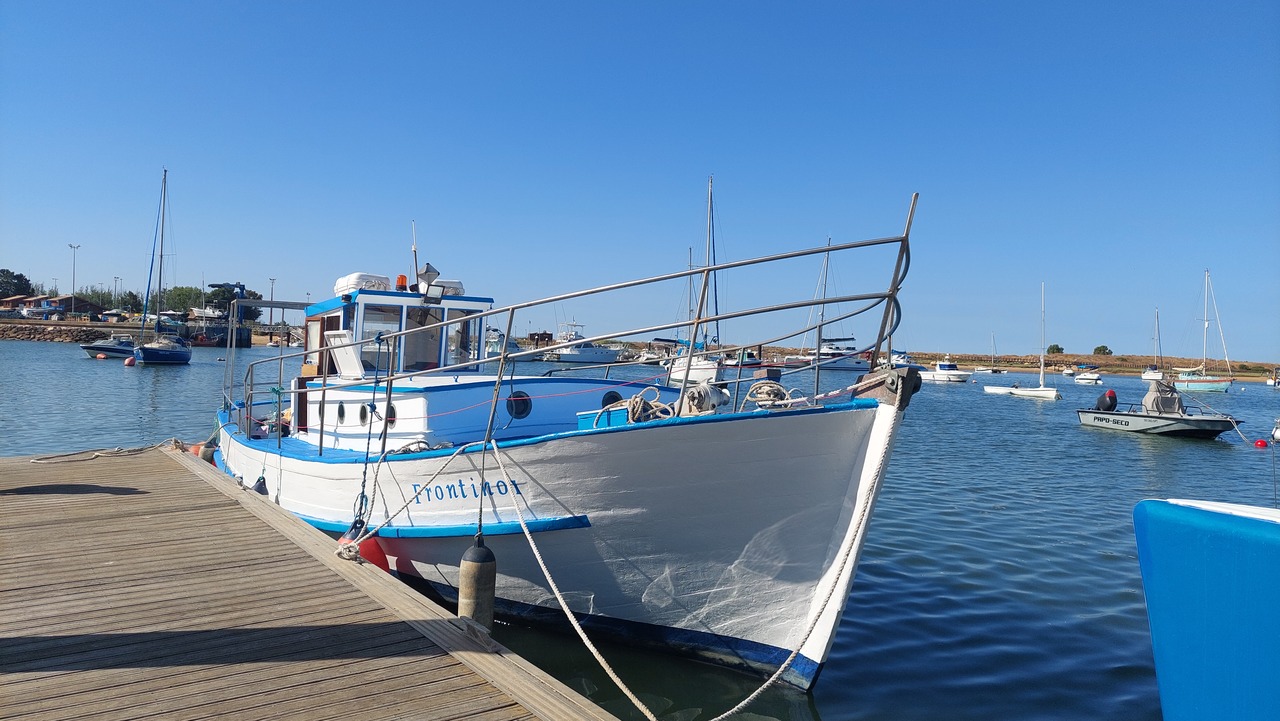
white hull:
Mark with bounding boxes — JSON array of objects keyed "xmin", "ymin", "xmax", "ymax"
[
  {"xmin": 217, "ymin": 387, "xmax": 910, "ymax": 688},
  {"xmin": 919, "ymin": 371, "xmax": 970, "ymax": 382},
  {"xmin": 1075, "ymin": 409, "xmax": 1234, "ymax": 438},
  {"xmin": 984, "ymin": 384, "xmax": 1061, "ymax": 400},
  {"xmin": 1141, "ymin": 369, "xmax": 1165, "ymax": 381},
  {"xmin": 664, "ymin": 355, "xmax": 722, "ymax": 384}
]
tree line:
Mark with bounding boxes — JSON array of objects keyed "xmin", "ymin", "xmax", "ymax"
[{"xmin": 0, "ymin": 269, "xmax": 263, "ymax": 322}]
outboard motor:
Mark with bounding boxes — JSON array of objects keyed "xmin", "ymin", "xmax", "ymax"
[{"xmin": 1094, "ymin": 389, "xmax": 1117, "ymax": 412}]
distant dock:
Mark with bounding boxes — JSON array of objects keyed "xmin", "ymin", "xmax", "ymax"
[{"xmin": 0, "ymin": 445, "xmax": 615, "ymax": 721}]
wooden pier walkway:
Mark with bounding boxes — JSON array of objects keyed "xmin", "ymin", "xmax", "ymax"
[{"xmin": 0, "ymin": 445, "xmax": 617, "ymax": 721}]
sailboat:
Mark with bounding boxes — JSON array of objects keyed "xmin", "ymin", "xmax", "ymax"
[
  {"xmin": 973, "ymin": 332, "xmax": 1006, "ymax": 373},
  {"xmin": 1141, "ymin": 308, "xmax": 1165, "ymax": 381},
  {"xmin": 665, "ymin": 177, "xmax": 723, "ymax": 386},
  {"xmin": 983, "ymin": 282, "xmax": 1060, "ymax": 399},
  {"xmin": 133, "ymin": 169, "xmax": 192, "ymax": 365},
  {"xmin": 1172, "ymin": 270, "xmax": 1232, "ymax": 393}
]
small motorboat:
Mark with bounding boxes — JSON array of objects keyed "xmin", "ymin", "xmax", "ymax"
[
  {"xmin": 1075, "ymin": 381, "xmax": 1237, "ymax": 439},
  {"xmin": 919, "ymin": 354, "xmax": 972, "ymax": 383},
  {"xmin": 79, "ymin": 333, "xmax": 136, "ymax": 359}
]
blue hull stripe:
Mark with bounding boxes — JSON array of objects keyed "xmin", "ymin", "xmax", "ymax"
[{"xmin": 301, "ymin": 513, "xmax": 590, "ymax": 538}]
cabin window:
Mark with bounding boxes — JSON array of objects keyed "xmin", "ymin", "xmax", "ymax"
[
  {"xmin": 359, "ymin": 403, "xmax": 369, "ymax": 426},
  {"xmin": 404, "ymin": 306, "xmax": 445, "ymax": 371},
  {"xmin": 506, "ymin": 391, "xmax": 532, "ymax": 420},
  {"xmin": 360, "ymin": 305, "xmax": 403, "ymax": 373},
  {"xmin": 445, "ymin": 310, "xmax": 483, "ymax": 368},
  {"xmin": 337, "ymin": 402, "xmax": 346, "ymax": 424},
  {"xmin": 387, "ymin": 403, "xmax": 397, "ymax": 428}
]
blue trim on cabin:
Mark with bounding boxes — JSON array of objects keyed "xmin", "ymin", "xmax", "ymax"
[{"xmin": 299, "ymin": 514, "xmax": 591, "ymax": 538}]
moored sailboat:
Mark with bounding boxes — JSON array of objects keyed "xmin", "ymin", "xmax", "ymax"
[
  {"xmin": 133, "ymin": 169, "xmax": 191, "ymax": 366},
  {"xmin": 1141, "ymin": 308, "xmax": 1165, "ymax": 381},
  {"xmin": 1173, "ymin": 270, "xmax": 1232, "ymax": 393},
  {"xmin": 984, "ymin": 282, "xmax": 1060, "ymax": 400}
]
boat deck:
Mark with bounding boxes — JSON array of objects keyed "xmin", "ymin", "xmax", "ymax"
[{"xmin": 0, "ymin": 445, "xmax": 616, "ymax": 721}]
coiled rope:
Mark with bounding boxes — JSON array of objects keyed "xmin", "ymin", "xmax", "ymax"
[{"xmin": 591, "ymin": 386, "xmax": 674, "ymax": 428}]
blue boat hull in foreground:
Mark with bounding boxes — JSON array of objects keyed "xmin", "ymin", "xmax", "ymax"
[{"xmin": 1134, "ymin": 499, "xmax": 1280, "ymax": 721}]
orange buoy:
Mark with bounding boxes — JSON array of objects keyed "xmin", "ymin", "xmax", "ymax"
[
  {"xmin": 190, "ymin": 442, "xmax": 204, "ymax": 457},
  {"xmin": 123, "ymin": 356, "xmax": 136, "ymax": 366},
  {"xmin": 96, "ymin": 353, "xmax": 107, "ymax": 360}
]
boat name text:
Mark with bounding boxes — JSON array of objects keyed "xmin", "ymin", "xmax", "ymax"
[{"xmin": 411, "ymin": 478, "xmax": 523, "ymax": 503}]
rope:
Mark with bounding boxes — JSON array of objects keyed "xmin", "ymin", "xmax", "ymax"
[
  {"xmin": 335, "ymin": 441, "xmax": 485, "ymax": 560},
  {"xmin": 483, "ymin": 434, "xmax": 892, "ymax": 721},
  {"xmin": 591, "ymin": 386, "xmax": 674, "ymax": 428},
  {"xmin": 29, "ymin": 439, "xmax": 182, "ymax": 463},
  {"xmin": 482, "ymin": 443, "xmax": 660, "ymax": 721}
]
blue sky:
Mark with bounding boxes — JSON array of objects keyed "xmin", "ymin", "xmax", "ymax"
[{"xmin": 2, "ymin": 2, "xmax": 1277, "ymax": 363}]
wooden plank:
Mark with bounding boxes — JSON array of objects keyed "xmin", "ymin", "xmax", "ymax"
[{"xmin": 0, "ymin": 447, "xmax": 617, "ymax": 721}]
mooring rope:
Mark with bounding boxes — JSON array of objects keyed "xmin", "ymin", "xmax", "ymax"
[
  {"xmin": 484, "ymin": 431, "xmax": 892, "ymax": 721},
  {"xmin": 482, "ymin": 442, "xmax": 660, "ymax": 721},
  {"xmin": 28, "ymin": 439, "xmax": 181, "ymax": 464}
]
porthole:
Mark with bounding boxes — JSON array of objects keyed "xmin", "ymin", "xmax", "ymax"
[
  {"xmin": 506, "ymin": 391, "xmax": 532, "ymax": 420},
  {"xmin": 359, "ymin": 404, "xmax": 369, "ymax": 425},
  {"xmin": 387, "ymin": 403, "xmax": 397, "ymax": 428},
  {"xmin": 336, "ymin": 402, "xmax": 346, "ymax": 424},
  {"xmin": 602, "ymin": 391, "xmax": 623, "ymax": 407}
]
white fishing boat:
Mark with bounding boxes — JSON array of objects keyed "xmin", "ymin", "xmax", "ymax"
[
  {"xmin": 984, "ymin": 282, "xmax": 1060, "ymax": 400},
  {"xmin": 1134, "ymin": 499, "xmax": 1280, "ymax": 721},
  {"xmin": 1074, "ymin": 371, "xmax": 1102, "ymax": 385},
  {"xmin": 919, "ymin": 354, "xmax": 971, "ymax": 383},
  {"xmin": 1075, "ymin": 381, "xmax": 1237, "ymax": 439},
  {"xmin": 783, "ymin": 339, "xmax": 871, "ymax": 372},
  {"xmin": 212, "ymin": 193, "xmax": 921, "ymax": 693},
  {"xmin": 539, "ymin": 321, "xmax": 621, "ymax": 364},
  {"xmin": 1141, "ymin": 308, "xmax": 1166, "ymax": 381},
  {"xmin": 1173, "ymin": 270, "xmax": 1233, "ymax": 393}
]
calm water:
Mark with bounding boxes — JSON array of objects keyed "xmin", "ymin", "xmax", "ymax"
[{"xmin": 5, "ymin": 338, "xmax": 1279, "ymax": 720}]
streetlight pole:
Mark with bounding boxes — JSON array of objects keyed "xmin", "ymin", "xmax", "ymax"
[
  {"xmin": 68, "ymin": 244, "xmax": 80, "ymax": 315},
  {"xmin": 268, "ymin": 277, "xmax": 276, "ymax": 341},
  {"xmin": 113, "ymin": 276, "xmax": 121, "ymax": 309}
]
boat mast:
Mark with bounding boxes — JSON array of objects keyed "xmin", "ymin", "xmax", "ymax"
[
  {"xmin": 1153, "ymin": 307, "xmax": 1162, "ymax": 368},
  {"xmin": 155, "ymin": 169, "xmax": 168, "ymax": 335},
  {"xmin": 1038, "ymin": 282, "xmax": 1046, "ymax": 388},
  {"xmin": 1205, "ymin": 270, "xmax": 1233, "ymax": 377},
  {"xmin": 1200, "ymin": 269, "xmax": 1209, "ymax": 372}
]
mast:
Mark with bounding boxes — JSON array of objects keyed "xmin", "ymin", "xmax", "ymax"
[
  {"xmin": 1038, "ymin": 282, "xmax": 1046, "ymax": 388},
  {"xmin": 1153, "ymin": 307, "xmax": 1162, "ymax": 368},
  {"xmin": 1201, "ymin": 269, "xmax": 1209, "ymax": 371},
  {"xmin": 155, "ymin": 168, "xmax": 167, "ymax": 335}
]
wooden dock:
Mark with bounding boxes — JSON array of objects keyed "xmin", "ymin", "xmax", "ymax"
[{"xmin": 0, "ymin": 445, "xmax": 617, "ymax": 721}]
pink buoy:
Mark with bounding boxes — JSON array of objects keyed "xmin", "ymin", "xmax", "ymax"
[
  {"xmin": 123, "ymin": 356, "xmax": 136, "ymax": 367},
  {"xmin": 96, "ymin": 353, "xmax": 107, "ymax": 360}
]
